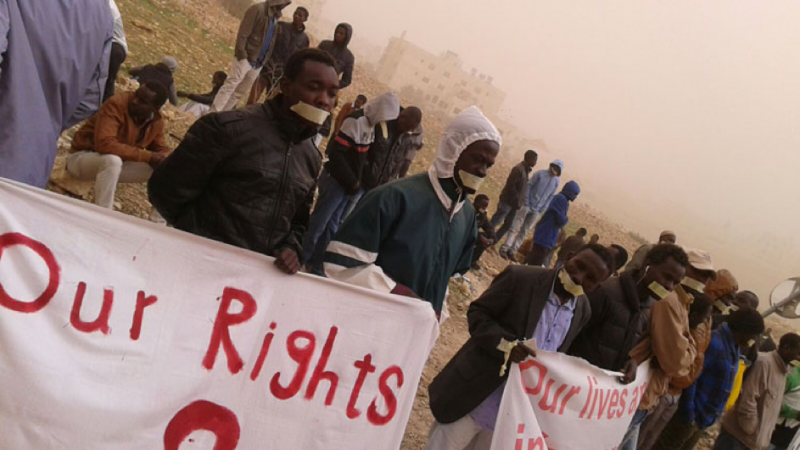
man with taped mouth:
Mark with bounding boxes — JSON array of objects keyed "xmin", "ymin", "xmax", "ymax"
[
  {"xmin": 423, "ymin": 244, "xmax": 614, "ymax": 449},
  {"xmin": 148, "ymin": 49, "xmax": 339, "ymax": 275},
  {"xmin": 323, "ymin": 107, "xmax": 500, "ymax": 316}
]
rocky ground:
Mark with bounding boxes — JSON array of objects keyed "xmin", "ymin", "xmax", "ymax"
[{"xmin": 48, "ymin": 1, "xmax": 795, "ymax": 449}]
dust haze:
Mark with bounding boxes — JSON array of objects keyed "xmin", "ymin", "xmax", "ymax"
[{"xmin": 321, "ymin": 0, "xmax": 800, "ymax": 303}]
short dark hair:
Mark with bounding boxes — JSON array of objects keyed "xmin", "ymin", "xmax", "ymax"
[
  {"xmin": 728, "ymin": 308, "xmax": 766, "ymax": 335},
  {"xmin": 213, "ymin": 71, "xmax": 228, "ymax": 81},
  {"xmin": 737, "ymin": 290, "xmax": 760, "ymax": 309},
  {"xmin": 283, "ymin": 48, "xmax": 337, "ymax": 81},
  {"xmin": 644, "ymin": 243, "xmax": 689, "ymax": 268},
  {"xmin": 356, "ymin": 94, "xmax": 368, "ymax": 103},
  {"xmin": 780, "ymin": 333, "xmax": 800, "ymax": 349},
  {"xmin": 576, "ymin": 228, "xmax": 587, "ymax": 236},
  {"xmin": 403, "ymin": 106, "xmax": 422, "ymax": 122},
  {"xmin": 577, "ymin": 244, "xmax": 615, "ymax": 276},
  {"xmin": 474, "ymin": 194, "xmax": 489, "ymax": 204},
  {"xmin": 296, "ymin": 6, "xmax": 309, "ymax": 17},
  {"xmin": 141, "ymin": 81, "xmax": 169, "ymax": 107},
  {"xmin": 524, "ymin": 150, "xmax": 538, "ymax": 159},
  {"xmin": 610, "ymin": 244, "xmax": 629, "ymax": 271}
]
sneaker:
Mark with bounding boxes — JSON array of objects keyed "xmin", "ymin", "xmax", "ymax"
[{"xmin": 506, "ymin": 251, "xmax": 518, "ymax": 263}]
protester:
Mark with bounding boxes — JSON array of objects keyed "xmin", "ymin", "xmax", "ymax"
[
  {"xmin": 332, "ymin": 94, "xmax": 367, "ymax": 136},
  {"xmin": 568, "ymin": 243, "xmax": 689, "ymax": 371},
  {"xmin": 524, "ymin": 181, "xmax": 581, "ymax": 266},
  {"xmin": 425, "ymin": 245, "xmax": 615, "ymax": 449},
  {"xmin": 490, "ymin": 150, "xmax": 537, "ymax": 242},
  {"xmin": 471, "ymin": 194, "xmax": 497, "ymax": 270},
  {"xmin": 67, "ymin": 82, "xmax": 170, "ymax": 210},
  {"xmin": 590, "ymin": 234, "xmax": 600, "ymax": 244},
  {"xmin": 149, "ymin": 49, "xmax": 339, "ymax": 274},
  {"xmin": 627, "ymin": 230, "xmax": 678, "ymax": 272},
  {"xmin": 177, "ymin": 71, "xmax": 228, "ymax": 117},
  {"xmin": 210, "ymin": 0, "xmax": 291, "ymax": 112},
  {"xmin": 0, "ymin": 0, "xmax": 113, "ymax": 188},
  {"xmin": 361, "ymin": 106, "xmax": 423, "ymax": 190},
  {"xmin": 104, "ymin": 0, "xmax": 128, "ymax": 102},
  {"xmin": 609, "ymin": 244, "xmax": 629, "ymax": 275},
  {"xmin": 651, "ymin": 309, "xmax": 766, "ymax": 450},
  {"xmin": 706, "ymin": 268, "xmax": 740, "ymax": 328},
  {"xmin": 770, "ymin": 366, "xmax": 800, "ymax": 450},
  {"xmin": 246, "ymin": 6, "xmax": 310, "ymax": 105},
  {"xmin": 397, "ymin": 122, "xmax": 425, "ymax": 179},
  {"xmin": 637, "ymin": 291, "xmax": 715, "ymax": 450},
  {"xmin": 713, "ymin": 333, "xmax": 800, "ymax": 450},
  {"xmin": 301, "ymin": 93, "xmax": 401, "ymax": 276},
  {"xmin": 500, "ymin": 159, "xmax": 563, "ymax": 261},
  {"xmin": 621, "ymin": 248, "xmax": 717, "ymax": 450},
  {"xmin": 318, "ymin": 23, "xmax": 355, "ymax": 90},
  {"xmin": 129, "ymin": 56, "xmax": 179, "ymax": 106},
  {"xmin": 324, "ymin": 106, "xmax": 501, "ymax": 315},
  {"xmin": 554, "ymin": 228, "xmax": 587, "ymax": 267}
]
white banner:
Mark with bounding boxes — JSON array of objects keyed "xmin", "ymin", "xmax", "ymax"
[
  {"xmin": 0, "ymin": 179, "xmax": 439, "ymax": 449},
  {"xmin": 491, "ymin": 351, "xmax": 650, "ymax": 450}
]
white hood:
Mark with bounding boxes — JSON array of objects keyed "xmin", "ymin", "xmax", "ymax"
[
  {"xmin": 339, "ymin": 92, "xmax": 400, "ymax": 146},
  {"xmin": 431, "ymin": 106, "xmax": 502, "ymax": 178}
]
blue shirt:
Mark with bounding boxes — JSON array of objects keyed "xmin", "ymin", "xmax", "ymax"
[
  {"xmin": 470, "ymin": 282, "xmax": 577, "ymax": 430},
  {"xmin": 526, "ymin": 170, "xmax": 560, "ymax": 213}
]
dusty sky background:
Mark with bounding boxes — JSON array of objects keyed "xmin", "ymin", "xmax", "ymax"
[{"xmin": 321, "ymin": 0, "xmax": 800, "ymax": 303}]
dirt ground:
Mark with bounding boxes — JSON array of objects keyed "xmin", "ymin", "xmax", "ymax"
[{"xmin": 47, "ymin": 1, "xmax": 796, "ymax": 449}]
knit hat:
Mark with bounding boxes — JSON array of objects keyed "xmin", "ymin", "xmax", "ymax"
[
  {"xmin": 728, "ymin": 308, "xmax": 766, "ymax": 335},
  {"xmin": 161, "ymin": 56, "xmax": 178, "ymax": 73}
]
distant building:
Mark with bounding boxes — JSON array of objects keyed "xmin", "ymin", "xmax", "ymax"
[{"xmin": 376, "ymin": 33, "xmax": 506, "ymax": 121}]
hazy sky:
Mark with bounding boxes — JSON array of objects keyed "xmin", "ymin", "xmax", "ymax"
[{"xmin": 321, "ymin": 0, "xmax": 800, "ymax": 302}]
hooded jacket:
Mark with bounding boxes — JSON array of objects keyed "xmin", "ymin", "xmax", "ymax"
[
  {"xmin": 525, "ymin": 159, "xmax": 563, "ymax": 213},
  {"xmin": 532, "ymin": 181, "xmax": 580, "ymax": 248},
  {"xmin": 325, "ymin": 93, "xmax": 400, "ymax": 191},
  {"xmin": 148, "ymin": 95, "xmax": 320, "ymax": 257},
  {"xmin": 568, "ymin": 271, "xmax": 654, "ymax": 371},
  {"xmin": 324, "ymin": 106, "xmax": 501, "ymax": 313},
  {"xmin": 235, "ymin": 0, "xmax": 290, "ymax": 65},
  {"xmin": 318, "ymin": 23, "xmax": 354, "ymax": 88}
]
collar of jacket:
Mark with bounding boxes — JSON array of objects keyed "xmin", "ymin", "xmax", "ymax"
[
  {"xmin": 772, "ymin": 350, "xmax": 790, "ymax": 375},
  {"xmin": 265, "ymin": 95, "xmax": 320, "ymax": 144},
  {"xmin": 618, "ymin": 271, "xmax": 645, "ymax": 312},
  {"xmin": 427, "ymin": 167, "xmax": 465, "ymax": 220}
]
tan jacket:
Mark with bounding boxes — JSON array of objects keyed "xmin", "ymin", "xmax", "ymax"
[
  {"xmin": 234, "ymin": 1, "xmax": 290, "ymax": 64},
  {"xmin": 629, "ymin": 285, "xmax": 697, "ymax": 410},
  {"xmin": 670, "ymin": 317, "xmax": 712, "ymax": 393},
  {"xmin": 721, "ymin": 351, "xmax": 788, "ymax": 450},
  {"xmin": 71, "ymin": 91, "xmax": 169, "ymax": 163}
]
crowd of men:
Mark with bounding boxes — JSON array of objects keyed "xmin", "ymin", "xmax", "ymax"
[{"xmin": 1, "ymin": 1, "xmax": 798, "ymax": 450}]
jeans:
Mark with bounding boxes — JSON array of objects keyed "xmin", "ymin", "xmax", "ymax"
[
  {"xmin": 711, "ymin": 429, "xmax": 750, "ymax": 450},
  {"xmin": 620, "ymin": 409, "xmax": 649, "ymax": 450},
  {"xmin": 638, "ymin": 393, "xmax": 681, "ymax": 450},
  {"xmin": 103, "ymin": 42, "xmax": 126, "ymax": 102},
  {"xmin": 210, "ymin": 59, "xmax": 262, "ymax": 112},
  {"xmin": 66, "ymin": 151, "xmax": 152, "ymax": 209},
  {"xmin": 301, "ymin": 170, "xmax": 363, "ymax": 275},
  {"xmin": 489, "ymin": 201, "xmax": 517, "ymax": 242},
  {"xmin": 500, "ymin": 207, "xmax": 540, "ymax": 253}
]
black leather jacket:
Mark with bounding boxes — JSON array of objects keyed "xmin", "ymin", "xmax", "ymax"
[{"xmin": 149, "ymin": 97, "xmax": 321, "ymax": 256}]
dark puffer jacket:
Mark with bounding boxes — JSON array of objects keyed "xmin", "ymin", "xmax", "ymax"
[
  {"xmin": 567, "ymin": 271, "xmax": 654, "ymax": 371},
  {"xmin": 148, "ymin": 96, "xmax": 321, "ymax": 256}
]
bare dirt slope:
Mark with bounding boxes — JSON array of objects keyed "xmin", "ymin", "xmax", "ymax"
[{"xmin": 47, "ymin": 2, "xmax": 794, "ymax": 449}]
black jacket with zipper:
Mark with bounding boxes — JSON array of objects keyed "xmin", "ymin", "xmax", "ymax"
[{"xmin": 148, "ymin": 96, "xmax": 321, "ymax": 256}]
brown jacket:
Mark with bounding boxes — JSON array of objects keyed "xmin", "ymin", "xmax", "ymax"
[
  {"xmin": 721, "ymin": 351, "xmax": 788, "ymax": 450},
  {"xmin": 629, "ymin": 285, "xmax": 697, "ymax": 410},
  {"xmin": 71, "ymin": 91, "xmax": 169, "ymax": 163},
  {"xmin": 669, "ymin": 317, "xmax": 712, "ymax": 393},
  {"xmin": 234, "ymin": 1, "xmax": 290, "ymax": 64}
]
